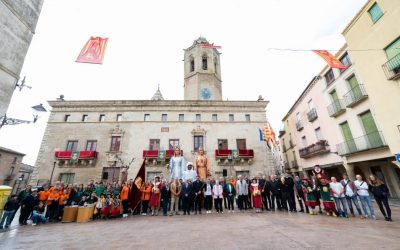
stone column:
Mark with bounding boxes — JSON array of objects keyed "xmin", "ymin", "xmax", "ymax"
[{"xmin": 344, "ymin": 163, "xmax": 355, "ymax": 180}]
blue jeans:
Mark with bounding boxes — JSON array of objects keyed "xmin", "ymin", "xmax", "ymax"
[
  {"xmin": 0, "ymin": 210, "xmax": 15, "ymax": 228},
  {"xmin": 345, "ymin": 195, "xmax": 362, "ymax": 215},
  {"xmin": 31, "ymin": 211, "xmax": 47, "ymax": 224},
  {"xmin": 333, "ymin": 197, "xmax": 348, "ymax": 217},
  {"xmin": 358, "ymin": 195, "xmax": 375, "ymax": 217}
]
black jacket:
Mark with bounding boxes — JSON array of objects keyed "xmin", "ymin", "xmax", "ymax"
[
  {"xmin": 181, "ymin": 183, "xmax": 193, "ymax": 197},
  {"xmin": 161, "ymin": 185, "xmax": 170, "ymax": 200},
  {"xmin": 22, "ymin": 194, "xmax": 39, "ymax": 210},
  {"xmin": 4, "ymin": 199, "xmax": 19, "ymax": 211},
  {"xmin": 268, "ymin": 180, "xmax": 281, "ymax": 194},
  {"xmin": 192, "ymin": 180, "xmax": 204, "ymax": 193},
  {"xmin": 369, "ymin": 184, "xmax": 389, "ymax": 198}
]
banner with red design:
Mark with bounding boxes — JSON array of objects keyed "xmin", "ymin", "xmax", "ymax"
[
  {"xmin": 76, "ymin": 37, "xmax": 108, "ymax": 64},
  {"xmin": 313, "ymin": 50, "xmax": 346, "ymax": 69},
  {"xmin": 201, "ymin": 44, "xmax": 222, "ymax": 49}
]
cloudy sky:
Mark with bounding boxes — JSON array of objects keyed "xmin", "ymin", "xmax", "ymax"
[{"xmin": 0, "ymin": 0, "xmax": 367, "ymax": 165}]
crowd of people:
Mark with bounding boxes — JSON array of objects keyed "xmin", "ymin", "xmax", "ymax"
[{"xmin": 0, "ymin": 164, "xmax": 394, "ymax": 230}]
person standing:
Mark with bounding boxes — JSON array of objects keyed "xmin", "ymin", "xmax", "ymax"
[
  {"xmin": 170, "ymin": 147, "xmax": 185, "ymax": 181},
  {"xmin": 224, "ymin": 179, "xmax": 236, "ymax": 213},
  {"xmin": 330, "ymin": 177, "xmax": 348, "ymax": 218},
  {"xmin": 161, "ymin": 180, "xmax": 171, "ymax": 216},
  {"xmin": 192, "ymin": 176, "xmax": 204, "ymax": 215},
  {"xmin": 213, "ymin": 180, "xmax": 224, "ymax": 213},
  {"xmin": 16, "ymin": 185, "xmax": 31, "ymax": 225},
  {"xmin": 203, "ymin": 179, "xmax": 213, "ymax": 214},
  {"xmin": 236, "ymin": 175, "xmax": 248, "ymax": 211},
  {"xmin": 268, "ymin": 175, "xmax": 282, "ymax": 211},
  {"xmin": 301, "ymin": 178, "xmax": 318, "ymax": 215},
  {"xmin": 319, "ymin": 178, "xmax": 337, "ymax": 216},
  {"xmin": 294, "ymin": 176, "xmax": 308, "ymax": 213},
  {"xmin": 140, "ymin": 181, "xmax": 152, "ymax": 215},
  {"xmin": 182, "ymin": 178, "xmax": 193, "ymax": 215},
  {"xmin": 250, "ymin": 178, "xmax": 262, "ymax": 213},
  {"xmin": 340, "ymin": 174, "xmax": 363, "ymax": 218},
  {"xmin": 120, "ymin": 183, "xmax": 130, "ymax": 218},
  {"xmin": 0, "ymin": 195, "xmax": 18, "ymax": 229},
  {"xmin": 285, "ymin": 174, "xmax": 296, "ymax": 212},
  {"xmin": 259, "ymin": 175, "xmax": 270, "ymax": 211},
  {"xmin": 354, "ymin": 175, "xmax": 376, "ymax": 219},
  {"xmin": 170, "ymin": 178, "xmax": 181, "ymax": 215},
  {"xmin": 195, "ymin": 147, "xmax": 211, "ymax": 181},
  {"xmin": 20, "ymin": 189, "xmax": 39, "ymax": 225},
  {"xmin": 47, "ymin": 188, "xmax": 60, "ymax": 221},
  {"xmin": 220, "ymin": 177, "xmax": 228, "ymax": 210},
  {"xmin": 369, "ymin": 175, "xmax": 392, "ymax": 221},
  {"xmin": 279, "ymin": 177, "xmax": 290, "ymax": 212},
  {"xmin": 150, "ymin": 176, "xmax": 161, "ymax": 216}
]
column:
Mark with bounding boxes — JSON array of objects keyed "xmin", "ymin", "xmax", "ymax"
[{"xmin": 344, "ymin": 163, "xmax": 355, "ymax": 180}]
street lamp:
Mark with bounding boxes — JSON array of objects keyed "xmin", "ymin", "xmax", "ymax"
[
  {"xmin": 49, "ymin": 160, "xmax": 57, "ymax": 186},
  {"xmin": 0, "ymin": 103, "xmax": 47, "ymax": 129}
]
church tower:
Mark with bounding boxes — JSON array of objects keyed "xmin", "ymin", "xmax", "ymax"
[{"xmin": 184, "ymin": 37, "xmax": 222, "ymax": 101}]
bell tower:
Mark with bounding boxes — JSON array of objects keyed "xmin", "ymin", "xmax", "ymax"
[{"xmin": 184, "ymin": 37, "xmax": 222, "ymax": 101}]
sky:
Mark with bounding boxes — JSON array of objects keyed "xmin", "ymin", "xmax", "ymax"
[{"xmin": 0, "ymin": 0, "xmax": 368, "ymax": 165}]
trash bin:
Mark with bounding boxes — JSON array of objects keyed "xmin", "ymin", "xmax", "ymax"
[{"xmin": 0, "ymin": 186, "xmax": 12, "ymax": 216}]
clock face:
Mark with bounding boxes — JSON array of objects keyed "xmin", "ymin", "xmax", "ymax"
[{"xmin": 200, "ymin": 88, "xmax": 212, "ymax": 100}]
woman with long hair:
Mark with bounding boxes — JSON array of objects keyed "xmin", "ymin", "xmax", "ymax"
[{"xmin": 369, "ymin": 175, "xmax": 392, "ymax": 221}]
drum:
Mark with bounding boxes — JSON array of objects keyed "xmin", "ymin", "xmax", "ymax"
[
  {"xmin": 76, "ymin": 206, "xmax": 95, "ymax": 223},
  {"xmin": 62, "ymin": 206, "xmax": 78, "ymax": 223}
]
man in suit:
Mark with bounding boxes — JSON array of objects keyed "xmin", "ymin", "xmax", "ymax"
[
  {"xmin": 170, "ymin": 178, "xmax": 182, "ymax": 215},
  {"xmin": 181, "ymin": 178, "xmax": 193, "ymax": 215},
  {"xmin": 192, "ymin": 176, "xmax": 204, "ymax": 214},
  {"xmin": 268, "ymin": 175, "xmax": 282, "ymax": 211},
  {"xmin": 259, "ymin": 175, "xmax": 271, "ymax": 211},
  {"xmin": 236, "ymin": 175, "xmax": 248, "ymax": 211}
]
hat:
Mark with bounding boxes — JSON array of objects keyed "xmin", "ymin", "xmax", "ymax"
[
  {"xmin": 186, "ymin": 162, "xmax": 193, "ymax": 167},
  {"xmin": 155, "ymin": 176, "xmax": 160, "ymax": 179},
  {"xmin": 32, "ymin": 188, "xmax": 38, "ymax": 192},
  {"xmin": 252, "ymin": 177, "xmax": 257, "ymax": 181}
]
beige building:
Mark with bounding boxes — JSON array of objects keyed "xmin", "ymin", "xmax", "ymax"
[
  {"xmin": 0, "ymin": 1, "xmax": 44, "ymax": 118},
  {"xmin": 279, "ymin": 0, "xmax": 400, "ymax": 197},
  {"xmin": 0, "ymin": 146, "xmax": 25, "ymax": 189},
  {"xmin": 31, "ymin": 37, "xmax": 275, "ymax": 185}
]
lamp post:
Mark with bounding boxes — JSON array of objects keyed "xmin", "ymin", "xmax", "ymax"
[
  {"xmin": 49, "ymin": 160, "xmax": 57, "ymax": 186},
  {"xmin": 0, "ymin": 103, "xmax": 47, "ymax": 129}
]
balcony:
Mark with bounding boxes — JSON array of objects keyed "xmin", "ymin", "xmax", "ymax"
[
  {"xmin": 327, "ymin": 99, "xmax": 346, "ymax": 117},
  {"xmin": 291, "ymin": 160, "xmax": 299, "ymax": 169},
  {"xmin": 142, "ymin": 149, "xmax": 183, "ymax": 165},
  {"xmin": 299, "ymin": 140, "xmax": 330, "ymax": 158},
  {"xmin": 307, "ymin": 108, "xmax": 318, "ymax": 122},
  {"xmin": 336, "ymin": 131, "xmax": 387, "ymax": 156},
  {"xmin": 278, "ymin": 129, "xmax": 286, "ymax": 138},
  {"xmin": 284, "ymin": 162, "xmax": 290, "ymax": 170},
  {"xmin": 343, "ymin": 84, "xmax": 368, "ymax": 108},
  {"xmin": 296, "ymin": 120, "xmax": 304, "ymax": 131},
  {"xmin": 54, "ymin": 151, "xmax": 98, "ymax": 167},
  {"xmin": 382, "ymin": 53, "xmax": 400, "ymax": 80},
  {"xmin": 214, "ymin": 149, "xmax": 254, "ymax": 165}
]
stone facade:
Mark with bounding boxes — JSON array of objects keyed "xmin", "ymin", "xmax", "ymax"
[
  {"xmin": 31, "ymin": 38, "xmax": 275, "ymax": 185},
  {"xmin": 0, "ymin": 0, "xmax": 44, "ymax": 117},
  {"xmin": 0, "ymin": 146, "xmax": 25, "ymax": 188}
]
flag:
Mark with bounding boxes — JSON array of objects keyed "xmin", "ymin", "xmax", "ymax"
[
  {"xmin": 157, "ymin": 150, "xmax": 166, "ymax": 162},
  {"xmin": 201, "ymin": 44, "xmax": 222, "ymax": 49},
  {"xmin": 129, "ymin": 159, "xmax": 146, "ymax": 212},
  {"xmin": 259, "ymin": 128, "xmax": 266, "ymax": 141},
  {"xmin": 231, "ymin": 149, "xmax": 240, "ymax": 161},
  {"xmin": 76, "ymin": 37, "xmax": 108, "ymax": 64},
  {"xmin": 261, "ymin": 123, "xmax": 277, "ymax": 150},
  {"xmin": 313, "ymin": 50, "xmax": 346, "ymax": 69},
  {"xmin": 70, "ymin": 151, "xmax": 80, "ymax": 164}
]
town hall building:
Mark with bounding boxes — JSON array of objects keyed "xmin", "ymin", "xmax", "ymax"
[{"xmin": 30, "ymin": 37, "xmax": 276, "ymax": 185}]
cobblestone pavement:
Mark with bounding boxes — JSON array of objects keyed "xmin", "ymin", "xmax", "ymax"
[{"xmin": 1, "ymin": 206, "xmax": 399, "ymax": 250}]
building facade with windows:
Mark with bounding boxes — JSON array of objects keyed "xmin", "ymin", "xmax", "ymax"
[
  {"xmin": 0, "ymin": 146, "xmax": 25, "ymax": 190},
  {"xmin": 30, "ymin": 37, "xmax": 275, "ymax": 185}
]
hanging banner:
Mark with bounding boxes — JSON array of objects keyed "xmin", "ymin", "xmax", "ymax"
[
  {"xmin": 313, "ymin": 50, "xmax": 346, "ymax": 69},
  {"xmin": 157, "ymin": 150, "xmax": 166, "ymax": 162},
  {"xmin": 231, "ymin": 149, "xmax": 240, "ymax": 161},
  {"xmin": 70, "ymin": 151, "xmax": 80, "ymax": 164},
  {"xmin": 76, "ymin": 37, "xmax": 108, "ymax": 64},
  {"xmin": 201, "ymin": 44, "xmax": 222, "ymax": 49}
]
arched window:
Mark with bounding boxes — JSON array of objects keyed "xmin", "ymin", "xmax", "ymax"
[
  {"xmin": 214, "ymin": 57, "xmax": 218, "ymax": 74},
  {"xmin": 202, "ymin": 55, "xmax": 208, "ymax": 70},
  {"xmin": 190, "ymin": 58, "xmax": 195, "ymax": 72}
]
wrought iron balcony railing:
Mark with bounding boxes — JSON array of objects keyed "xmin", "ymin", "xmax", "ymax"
[
  {"xmin": 382, "ymin": 53, "xmax": 400, "ymax": 80},
  {"xmin": 299, "ymin": 140, "xmax": 330, "ymax": 158},
  {"xmin": 327, "ymin": 99, "xmax": 346, "ymax": 117},
  {"xmin": 291, "ymin": 160, "xmax": 299, "ymax": 168},
  {"xmin": 336, "ymin": 131, "xmax": 387, "ymax": 156},
  {"xmin": 307, "ymin": 108, "xmax": 318, "ymax": 122},
  {"xmin": 296, "ymin": 120, "xmax": 304, "ymax": 131},
  {"xmin": 343, "ymin": 84, "xmax": 368, "ymax": 108}
]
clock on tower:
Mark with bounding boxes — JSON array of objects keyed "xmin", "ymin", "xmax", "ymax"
[{"xmin": 200, "ymin": 88, "xmax": 212, "ymax": 100}]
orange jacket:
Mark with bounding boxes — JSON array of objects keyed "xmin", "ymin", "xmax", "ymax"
[
  {"xmin": 120, "ymin": 186, "xmax": 129, "ymax": 201},
  {"xmin": 39, "ymin": 190, "xmax": 50, "ymax": 202},
  {"xmin": 140, "ymin": 185, "xmax": 151, "ymax": 201},
  {"xmin": 47, "ymin": 192, "xmax": 60, "ymax": 205},
  {"xmin": 59, "ymin": 193, "xmax": 69, "ymax": 206}
]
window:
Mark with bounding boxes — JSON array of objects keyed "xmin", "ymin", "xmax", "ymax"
[
  {"xmin": 218, "ymin": 139, "xmax": 228, "ymax": 150},
  {"xmin": 169, "ymin": 139, "xmax": 180, "ymax": 149},
  {"xmin": 110, "ymin": 136, "xmax": 121, "ymax": 152},
  {"xmin": 7, "ymin": 166, "xmax": 14, "ymax": 177},
  {"xmin": 315, "ymin": 127, "xmax": 324, "ymax": 141},
  {"xmin": 162, "ymin": 114, "xmax": 167, "ymax": 122},
  {"xmin": 194, "ymin": 135, "xmax": 204, "ymax": 151},
  {"xmin": 307, "ymin": 100, "xmax": 315, "ymax": 111},
  {"xmin": 60, "ymin": 173, "xmax": 75, "ymax": 185},
  {"xmin": 384, "ymin": 37, "xmax": 400, "ymax": 60},
  {"xmin": 196, "ymin": 114, "xmax": 201, "ymax": 122},
  {"xmin": 212, "ymin": 114, "xmax": 218, "ymax": 122},
  {"xmin": 236, "ymin": 139, "xmax": 246, "ymax": 150},
  {"xmin": 64, "ymin": 115, "xmax": 70, "ymax": 122},
  {"xmin": 368, "ymin": 2, "xmax": 383, "ymax": 23},
  {"xmin": 147, "ymin": 171, "xmax": 162, "ymax": 182},
  {"xmin": 324, "ymin": 69, "xmax": 335, "ymax": 85},
  {"xmin": 66, "ymin": 140, "xmax": 78, "ymax": 151},
  {"xmin": 359, "ymin": 110, "xmax": 383, "ymax": 147},
  {"xmin": 86, "ymin": 140, "xmax": 97, "ymax": 151},
  {"xmin": 82, "ymin": 115, "xmax": 88, "ymax": 122},
  {"xmin": 144, "ymin": 114, "xmax": 150, "ymax": 121},
  {"xmin": 202, "ymin": 56, "xmax": 208, "ymax": 70},
  {"xmin": 116, "ymin": 114, "xmax": 122, "ymax": 122},
  {"xmin": 12, "ymin": 156, "xmax": 17, "ymax": 164},
  {"xmin": 301, "ymin": 136, "xmax": 308, "ymax": 147},
  {"xmin": 99, "ymin": 114, "xmax": 105, "ymax": 122},
  {"xmin": 190, "ymin": 59, "xmax": 195, "ymax": 72},
  {"xmin": 179, "ymin": 114, "xmax": 184, "ymax": 122},
  {"xmin": 340, "ymin": 53, "xmax": 352, "ymax": 71},
  {"xmin": 245, "ymin": 114, "xmax": 251, "ymax": 122},
  {"xmin": 296, "ymin": 112, "xmax": 301, "ymax": 122},
  {"xmin": 229, "ymin": 114, "xmax": 234, "ymax": 122},
  {"xmin": 149, "ymin": 139, "xmax": 160, "ymax": 150},
  {"xmin": 236, "ymin": 170, "xmax": 249, "ymax": 179}
]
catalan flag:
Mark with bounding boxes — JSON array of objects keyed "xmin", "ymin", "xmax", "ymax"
[
  {"xmin": 313, "ymin": 50, "xmax": 346, "ymax": 69},
  {"xmin": 260, "ymin": 123, "xmax": 277, "ymax": 150}
]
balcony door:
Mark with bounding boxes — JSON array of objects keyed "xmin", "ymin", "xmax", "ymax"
[
  {"xmin": 360, "ymin": 111, "xmax": 382, "ymax": 147},
  {"xmin": 347, "ymin": 75, "xmax": 362, "ymax": 100},
  {"xmin": 340, "ymin": 122, "xmax": 356, "ymax": 153}
]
